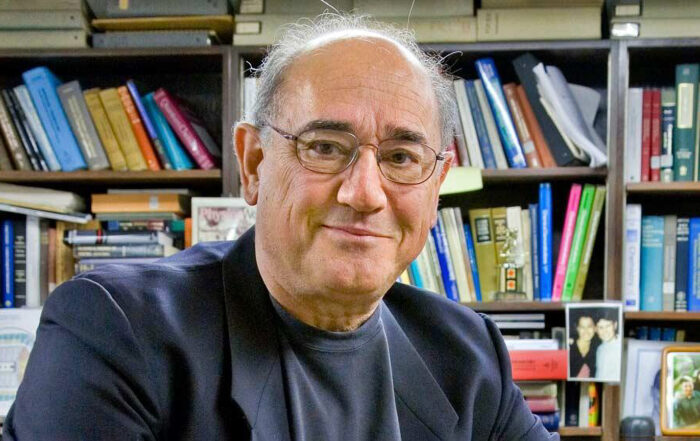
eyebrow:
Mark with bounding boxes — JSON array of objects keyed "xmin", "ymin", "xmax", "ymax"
[{"xmin": 299, "ymin": 120, "xmax": 429, "ymax": 144}]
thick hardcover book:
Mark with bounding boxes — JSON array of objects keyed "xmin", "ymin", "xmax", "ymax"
[
  {"xmin": 117, "ymin": 86, "xmax": 160, "ymax": 171},
  {"xmin": 626, "ymin": 87, "xmax": 643, "ymax": 183},
  {"xmin": 469, "ymin": 208, "xmax": 497, "ymax": 301},
  {"xmin": 640, "ymin": 215, "xmax": 665, "ymax": 311},
  {"xmin": 463, "ymin": 223, "xmax": 482, "ymax": 302},
  {"xmin": 143, "ymin": 93, "xmax": 193, "ymax": 170},
  {"xmin": 92, "ymin": 15, "xmax": 234, "ymax": 42},
  {"xmin": 503, "ymin": 83, "xmax": 541, "ymax": 167},
  {"xmin": 689, "ymin": 218, "xmax": 700, "ymax": 311},
  {"xmin": 0, "ymin": 90, "xmax": 31, "ymax": 170},
  {"xmin": 464, "ymin": 80, "xmax": 497, "ymax": 169},
  {"xmin": 663, "ymin": 215, "xmax": 678, "ymax": 311},
  {"xmin": 675, "ymin": 217, "xmax": 690, "ymax": 311},
  {"xmin": 353, "ymin": 0, "xmax": 472, "ymax": 17},
  {"xmin": 98, "ymin": 87, "xmax": 148, "ymax": 171},
  {"xmin": 562, "ymin": 184, "xmax": 595, "ymax": 301},
  {"xmin": 673, "ymin": 63, "xmax": 699, "ymax": 181},
  {"xmin": 126, "ymin": 81, "xmax": 171, "ymax": 169},
  {"xmin": 153, "ymin": 88, "xmax": 219, "ymax": 170},
  {"xmin": 0, "ymin": 30, "xmax": 86, "ymax": 49},
  {"xmin": 535, "ymin": 411, "xmax": 560, "ymax": 432},
  {"xmin": 2, "ymin": 220, "xmax": 13, "ymax": 308},
  {"xmin": 624, "ymin": 204, "xmax": 642, "ymax": 310},
  {"xmin": 22, "ymin": 66, "xmax": 86, "ymax": 171},
  {"xmin": 105, "ymin": 0, "xmax": 229, "ymax": 18},
  {"xmin": 525, "ymin": 397, "xmax": 558, "ymax": 413},
  {"xmin": 82, "ymin": 88, "xmax": 128, "ymax": 171},
  {"xmin": 572, "ymin": 185, "xmax": 606, "ymax": 300},
  {"xmin": 57, "ymin": 80, "xmax": 110, "ymax": 171},
  {"xmin": 73, "ymin": 243, "xmax": 170, "ymax": 258},
  {"xmin": 640, "ymin": 88, "xmax": 652, "ymax": 181},
  {"xmin": 477, "ymin": 7, "xmax": 601, "ymax": 41},
  {"xmin": 453, "ymin": 79, "xmax": 483, "ymax": 169},
  {"xmin": 13, "ymin": 85, "xmax": 61, "ymax": 171},
  {"xmin": 64, "ymin": 229, "xmax": 173, "ymax": 246},
  {"xmin": 1, "ymin": 89, "xmax": 45, "ymax": 171},
  {"xmin": 13, "ymin": 219, "xmax": 26, "ymax": 307},
  {"xmin": 650, "ymin": 89, "xmax": 662, "ymax": 181},
  {"xmin": 564, "ymin": 381, "xmax": 581, "ymax": 427},
  {"xmin": 513, "ymin": 53, "xmax": 579, "ymax": 166},
  {"xmin": 453, "ymin": 207, "xmax": 476, "ymax": 299},
  {"xmin": 538, "ymin": 183, "xmax": 553, "ymax": 301},
  {"xmin": 529, "ymin": 204, "xmax": 540, "ymax": 300},
  {"xmin": 91, "ymin": 193, "xmax": 189, "ymax": 216},
  {"xmin": 0, "ymin": 10, "xmax": 86, "ymax": 29},
  {"xmin": 552, "ymin": 184, "xmax": 582, "ymax": 301},
  {"xmin": 431, "ymin": 218, "xmax": 460, "ymax": 302},
  {"xmin": 509, "ymin": 350, "xmax": 568, "ymax": 380},
  {"xmin": 661, "ymin": 87, "xmax": 676, "ymax": 182},
  {"xmin": 93, "ymin": 30, "xmax": 217, "ymax": 48},
  {"xmin": 516, "ymin": 85, "xmax": 555, "ymax": 167},
  {"xmin": 474, "ymin": 80, "xmax": 508, "ymax": 169},
  {"xmin": 475, "ymin": 58, "xmax": 527, "ymax": 168}
]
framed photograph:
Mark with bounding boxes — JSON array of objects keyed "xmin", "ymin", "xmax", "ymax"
[
  {"xmin": 565, "ymin": 302, "xmax": 623, "ymax": 383},
  {"xmin": 191, "ymin": 197, "xmax": 256, "ymax": 245},
  {"xmin": 661, "ymin": 346, "xmax": 700, "ymax": 435}
]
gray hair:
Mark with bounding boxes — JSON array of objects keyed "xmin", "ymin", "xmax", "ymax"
[{"xmin": 246, "ymin": 13, "xmax": 457, "ymax": 150}]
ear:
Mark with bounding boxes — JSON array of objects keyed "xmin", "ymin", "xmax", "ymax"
[
  {"xmin": 234, "ymin": 122, "xmax": 264, "ymax": 205},
  {"xmin": 429, "ymin": 151, "xmax": 454, "ymax": 228}
]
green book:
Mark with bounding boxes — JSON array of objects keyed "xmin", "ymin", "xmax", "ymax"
[
  {"xmin": 469, "ymin": 208, "xmax": 497, "ymax": 302},
  {"xmin": 572, "ymin": 185, "xmax": 607, "ymax": 301},
  {"xmin": 673, "ymin": 63, "xmax": 699, "ymax": 181},
  {"xmin": 561, "ymin": 184, "xmax": 596, "ymax": 301}
]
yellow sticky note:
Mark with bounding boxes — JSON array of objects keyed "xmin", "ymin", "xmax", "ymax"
[{"xmin": 439, "ymin": 166, "xmax": 483, "ymax": 195}]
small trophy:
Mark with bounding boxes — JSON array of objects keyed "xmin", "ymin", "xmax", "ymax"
[{"xmin": 495, "ymin": 227, "xmax": 527, "ymax": 301}]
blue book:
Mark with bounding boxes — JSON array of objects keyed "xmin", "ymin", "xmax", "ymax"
[
  {"xmin": 474, "ymin": 58, "xmax": 527, "ymax": 168},
  {"xmin": 688, "ymin": 218, "xmax": 700, "ymax": 311},
  {"xmin": 463, "ymin": 223, "xmax": 482, "ymax": 302},
  {"xmin": 126, "ymin": 80, "xmax": 172, "ymax": 169},
  {"xmin": 538, "ymin": 183, "xmax": 553, "ymax": 301},
  {"xmin": 535, "ymin": 411, "xmax": 560, "ymax": 432},
  {"xmin": 143, "ymin": 92, "xmax": 194, "ymax": 170},
  {"xmin": 408, "ymin": 260, "xmax": 424, "ymax": 288},
  {"xmin": 649, "ymin": 327, "xmax": 662, "ymax": 341},
  {"xmin": 662, "ymin": 327, "xmax": 677, "ymax": 341},
  {"xmin": 2, "ymin": 220, "xmax": 13, "ymax": 308},
  {"xmin": 675, "ymin": 218, "xmax": 690, "ymax": 311},
  {"xmin": 21, "ymin": 66, "xmax": 86, "ymax": 171},
  {"xmin": 529, "ymin": 204, "xmax": 540, "ymax": 301},
  {"xmin": 635, "ymin": 326, "xmax": 649, "ymax": 340},
  {"xmin": 464, "ymin": 80, "xmax": 497, "ymax": 169},
  {"xmin": 640, "ymin": 216, "xmax": 665, "ymax": 311},
  {"xmin": 431, "ymin": 221, "xmax": 459, "ymax": 302}
]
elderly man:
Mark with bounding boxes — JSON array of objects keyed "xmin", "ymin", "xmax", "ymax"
[{"xmin": 5, "ymin": 15, "xmax": 556, "ymax": 441}]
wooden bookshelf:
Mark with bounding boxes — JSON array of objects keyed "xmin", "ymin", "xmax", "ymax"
[
  {"xmin": 462, "ymin": 301, "xmax": 565, "ymax": 312},
  {"xmin": 558, "ymin": 427, "xmax": 603, "ymax": 437},
  {"xmin": 481, "ymin": 167, "xmax": 607, "ymax": 184},
  {"xmin": 626, "ymin": 182, "xmax": 700, "ymax": 194},
  {"xmin": 625, "ymin": 311, "xmax": 700, "ymax": 321},
  {"xmin": 0, "ymin": 170, "xmax": 221, "ymax": 186}
]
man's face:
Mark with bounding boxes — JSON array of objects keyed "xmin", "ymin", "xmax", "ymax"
[
  {"xmin": 576, "ymin": 316, "xmax": 595, "ymax": 342},
  {"xmin": 247, "ymin": 38, "xmax": 448, "ymax": 305},
  {"xmin": 596, "ymin": 318, "xmax": 617, "ymax": 342},
  {"xmin": 683, "ymin": 380, "xmax": 694, "ymax": 398}
]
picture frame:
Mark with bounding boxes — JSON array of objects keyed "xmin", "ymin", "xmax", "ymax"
[
  {"xmin": 190, "ymin": 197, "xmax": 256, "ymax": 245},
  {"xmin": 660, "ymin": 346, "xmax": 700, "ymax": 435},
  {"xmin": 565, "ymin": 302, "xmax": 623, "ymax": 383}
]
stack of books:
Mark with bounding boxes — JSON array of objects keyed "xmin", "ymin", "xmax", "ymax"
[
  {"xmin": 88, "ymin": 0, "xmax": 232, "ymax": 48},
  {"xmin": 626, "ymin": 64, "xmax": 700, "ymax": 183},
  {"xmin": 517, "ymin": 382, "xmax": 561, "ymax": 432},
  {"xmin": 611, "ymin": 0, "xmax": 700, "ymax": 39},
  {"xmin": 450, "ymin": 54, "xmax": 607, "ymax": 170},
  {"xmin": 0, "ymin": 66, "xmax": 219, "ymax": 172},
  {"xmin": 234, "ymin": 0, "xmax": 477, "ymax": 45},
  {"xmin": 0, "ymin": 0, "xmax": 88, "ymax": 49},
  {"xmin": 476, "ymin": 0, "xmax": 603, "ymax": 41}
]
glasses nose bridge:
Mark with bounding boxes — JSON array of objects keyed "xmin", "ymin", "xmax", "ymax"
[{"xmin": 354, "ymin": 142, "xmax": 381, "ymax": 164}]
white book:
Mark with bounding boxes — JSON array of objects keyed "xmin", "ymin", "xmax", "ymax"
[
  {"xmin": 495, "ymin": 321, "xmax": 545, "ymax": 329},
  {"xmin": 624, "ymin": 204, "xmax": 642, "ymax": 311},
  {"xmin": 488, "ymin": 313, "xmax": 545, "ymax": 321},
  {"xmin": 521, "ymin": 209, "xmax": 534, "ymax": 300},
  {"xmin": 440, "ymin": 208, "xmax": 473, "ymax": 302},
  {"xmin": 474, "ymin": 79, "xmax": 508, "ymax": 169},
  {"xmin": 243, "ymin": 76, "xmax": 258, "ymax": 123},
  {"xmin": 504, "ymin": 338, "xmax": 557, "ymax": 350},
  {"xmin": 625, "ymin": 88, "xmax": 643, "ymax": 183},
  {"xmin": 453, "ymin": 79, "xmax": 484, "ymax": 169},
  {"xmin": 506, "ymin": 206, "xmax": 524, "ymax": 267},
  {"xmin": 450, "ymin": 82, "xmax": 471, "ymax": 167},
  {"xmin": 0, "ymin": 183, "xmax": 85, "ymax": 213},
  {"xmin": 25, "ymin": 216, "xmax": 47, "ymax": 308},
  {"xmin": 13, "ymin": 85, "xmax": 61, "ymax": 171},
  {"xmin": 353, "ymin": 0, "xmax": 473, "ymax": 17}
]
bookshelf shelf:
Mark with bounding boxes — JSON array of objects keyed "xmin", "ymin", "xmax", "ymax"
[
  {"xmin": 625, "ymin": 311, "xmax": 700, "ymax": 321},
  {"xmin": 0, "ymin": 169, "xmax": 222, "ymax": 186},
  {"xmin": 481, "ymin": 167, "xmax": 607, "ymax": 184},
  {"xmin": 462, "ymin": 301, "xmax": 565, "ymax": 312},
  {"xmin": 626, "ymin": 182, "xmax": 700, "ymax": 194},
  {"xmin": 558, "ymin": 426, "xmax": 603, "ymax": 437}
]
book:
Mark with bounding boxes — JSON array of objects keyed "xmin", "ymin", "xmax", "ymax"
[
  {"xmin": 526, "ymin": 396, "xmax": 558, "ymax": 413},
  {"xmin": 470, "ymin": 208, "xmax": 497, "ymax": 301},
  {"xmin": 64, "ymin": 230, "xmax": 173, "ymax": 247},
  {"xmin": 92, "ymin": 15, "xmax": 234, "ymax": 42},
  {"xmin": 26, "ymin": 216, "xmax": 48, "ymax": 307},
  {"xmin": 12, "ymin": 85, "xmax": 61, "ymax": 171},
  {"xmin": 516, "ymin": 85, "xmax": 555, "ymax": 167},
  {"xmin": 463, "ymin": 223, "xmax": 482, "ymax": 302},
  {"xmin": 453, "ymin": 207, "xmax": 477, "ymax": 299},
  {"xmin": 2, "ymin": 0, "xmax": 81, "ymax": 9},
  {"xmin": 143, "ymin": 93, "xmax": 194, "ymax": 170},
  {"xmin": 2, "ymin": 220, "xmax": 13, "ymax": 307},
  {"xmin": 453, "ymin": 79, "xmax": 483, "ymax": 169},
  {"xmin": 625, "ymin": 87, "xmax": 643, "ymax": 183},
  {"xmin": 0, "ymin": 9, "xmax": 86, "ymax": 29},
  {"xmin": 98, "ymin": 87, "xmax": 148, "ymax": 171},
  {"xmin": 662, "ymin": 215, "xmax": 678, "ymax": 311},
  {"xmin": 572, "ymin": 185, "xmax": 606, "ymax": 301},
  {"xmin": 538, "ymin": 183, "xmax": 553, "ymax": 301},
  {"xmin": 22, "ymin": 66, "xmax": 86, "ymax": 171},
  {"xmin": 126, "ymin": 81, "xmax": 171, "ymax": 169},
  {"xmin": 509, "ymin": 350, "xmax": 568, "ymax": 380},
  {"xmin": 475, "ymin": 58, "xmax": 527, "ymax": 168},
  {"xmin": 91, "ymin": 193, "xmax": 190, "ymax": 216},
  {"xmin": 0, "ymin": 130, "xmax": 13, "ymax": 170},
  {"xmin": 516, "ymin": 381, "xmax": 557, "ymax": 398},
  {"xmin": 93, "ymin": 30, "xmax": 219, "ymax": 48},
  {"xmin": 117, "ymin": 86, "xmax": 160, "ymax": 171},
  {"xmin": 674, "ymin": 64, "xmax": 699, "ymax": 181},
  {"xmin": 12, "ymin": 219, "xmax": 26, "ymax": 307},
  {"xmin": 535, "ymin": 411, "xmax": 560, "ymax": 432},
  {"xmin": 482, "ymin": 0, "xmax": 604, "ymax": 6},
  {"xmin": 624, "ymin": 204, "xmax": 642, "ymax": 311},
  {"xmin": 431, "ymin": 217, "xmax": 460, "ymax": 302},
  {"xmin": 474, "ymin": 80, "xmax": 508, "ymax": 170},
  {"xmin": 0, "ymin": 89, "xmax": 31, "ymax": 171},
  {"xmin": 565, "ymin": 381, "xmax": 581, "ymax": 426},
  {"xmin": 689, "ymin": 218, "xmax": 700, "ymax": 311},
  {"xmin": 0, "ymin": 30, "xmax": 86, "ymax": 49},
  {"xmin": 491, "ymin": 206, "xmax": 508, "ymax": 288},
  {"xmin": 640, "ymin": 215, "xmax": 665, "ymax": 311},
  {"xmin": 1, "ymin": 89, "xmax": 45, "ymax": 171},
  {"xmin": 440, "ymin": 208, "xmax": 472, "ymax": 302},
  {"xmin": 82, "ymin": 88, "xmax": 128, "ymax": 171},
  {"xmin": 0, "ymin": 182, "xmax": 85, "ymax": 214},
  {"xmin": 477, "ymin": 7, "xmax": 602, "ymax": 41},
  {"xmin": 503, "ymin": 83, "xmax": 541, "ymax": 168},
  {"xmin": 529, "ymin": 204, "xmax": 540, "ymax": 300},
  {"xmin": 465, "ymin": 80, "xmax": 497, "ymax": 169},
  {"xmin": 521, "ymin": 209, "xmax": 534, "ymax": 300},
  {"xmin": 660, "ymin": 87, "xmax": 675, "ymax": 182},
  {"xmin": 675, "ymin": 218, "xmax": 690, "ymax": 311},
  {"xmin": 353, "ymin": 0, "xmax": 473, "ymax": 16},
  {"xmin": 104, "ymin": 0, "xmax": 229, "ymax": 17},
  {"xmin": 57, "ymin": 80, "xmax": 110, "ymax": 171},
  {"xmin": 649, "ymin": 89, "xmax": 662, "ymax": 181},
  {"xmin": 552, "ymin": 184, "xmax": 582, "ymax": 302},
  {"xmin": 562, "ymin": 184, "xmax": 595, "ymax": 301},
  {"xmin": 73, "ymin": 243, "xmax": 176, "ymax": 258}
]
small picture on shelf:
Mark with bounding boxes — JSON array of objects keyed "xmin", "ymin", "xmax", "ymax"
[
  {"xmin": 190, "ymin": 197, "xmax": 256, "ymax": 245},
  {"xmin": 661, "ymin": 346, "xmax": 700, "ymax": 435},
  {"xmin": 565, "ymin": 302, "xmax": 623, "ymax": 383}
]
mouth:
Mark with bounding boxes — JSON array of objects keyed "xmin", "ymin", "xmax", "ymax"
[{"xmin": 322, "ymin": 225, "xmax": 389, "ymax": 239}]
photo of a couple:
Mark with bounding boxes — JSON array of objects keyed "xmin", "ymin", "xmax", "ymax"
[{"xmin": 566, "ymin": 303, "xmax": 623, "ymax": 383}]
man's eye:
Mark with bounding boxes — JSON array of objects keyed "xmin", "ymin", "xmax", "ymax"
[
  {"xmin": 309, "ymin": 141, "xmax": 343, "ymax": 155},
  {"xmin": 384, "ymin": 149, "xmax": 418, "ymax": 165}
]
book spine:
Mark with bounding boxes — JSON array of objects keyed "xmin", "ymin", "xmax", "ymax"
[
  {"xmin": 516, "ymin": 84, "xmax": 555, "ymax": 168},
  {"xmin": 426, "ymin": 233, "xmax": 446, "ymax": 297},
  {"xmin": 0, "ymin": 130, "xmax": 14, "ymax": 170},
  {"xmin": 73, "ymin": 244, "xmax": 165, "ymax": 258},
  {"xmin": 539, "ymin": 183, "xmax": 553, "ymax": 301},
  {"xmin": 474, "ymin": 79, "xmax": 509, "ymax": 169},
  {"xmin": 453, "ymin": 79, "xmax": 484, "ymax": 169},
  {"xmin": 64, "ymin": 230, "xmax": 162, "ymax": 245},
  {"xmin": 562, "ymin": 184, "xmax": 595, "ymax": 301},
  {"xmin": 82, "ymin": 88, "xmax": 128, "ymax": 171},
  {"xmin": 98, "ymin": 87, "xmax": 148, "ymax": 171},
  {"xmin": 521, "ymin": 209, "xmax": 533, "ymax": 300},
  {"xmin": 470, "ymin": 208, "xmax": 497, "ymax": 301},
  {"xmin": 91, "ymin": 193, "xmax": 186, "ymax": 215},
  {"xmin": 675, "ymin": 217, "xmax": 690, "ymax": 311},
  {"xmin": 624, "ymin": 204, "xmax": 642, "ymax": 311},
  {"xmin": 143, "ymin": 93, "xmax": 194, "ymax": 170},
  {"xmin": 117, "ymin": 86, "xmax": 161, "ymax": 171},
  {"xmin": 526, "ymin": 397, "xmax": 558, "ymax": 413},
  {"xmin": 2, "ymin": 88, "xmax": 45, "ymax": 171},
  {"xmin": 2, "ymin": 220, "xmax": 13, "ymax": 307},
  {"xmin": 552, "ymin": 183, "xmax": 582, "ymax": 301},
  {"xmin": 661, "ymin": 87, "xmax": 675, "ymax": 182},
  {"xmin": 57, "ymin": 80, "xmax": 110, "ymax": 170},
  {"xmin": 475, "ymin": 58, "xmax": 527, "ymax": 168},
  {"xmin": 153, "ymin": 88, "xmax": 216, "ymax": 170},
  {"xmin": 13, "ymin": 219, "xmax": 26, "ymax": 307},
  {"xmin": 640, "ymin": 215, "xmax": 665, "ymax": 311},
  {"xmin": 572, "ymin": 185, "xmax": 606, "ymax": 300},
  {"xmin": 529, "ymin": 203, "xmax": 540, "ymax": 301},
  {"xmin": 408, "ymin": 260, "xmax": 424, "ymax": 288},
  {"xmin": 440, "ymin": 208, "xmax": 471, "ymax": 302},
  {"xmin": 431, "ymin": 217, "xmax": 460, "ymax": 302},
  {"xmin": 509, "ymin": 350, "xmax": 568, "ymax": 380},
  {"xmin": 13, "ymin": 85, "xmax": 61, "ymax": 171},
  {"xmin": 650, "ymin": 89, "xmax": 662, "ymax": 181},
  {"xmin": 453, "ymin": 207, "xmax": 476, "ymax": 300},
  {"xmin": 626, "ymin": 87, "xmax": 643, "ymax": 183},
  {"xmin": 564, "ymin": 381, "xmax": 580, "ymax": 427},
  {"xmin": 126, "ymin": 80, "xmax": 172, "ymax": 169},
  {"xmin": 641, "ymin": 88, "xmax": 652, "ymax": 181},
  {"xmin": 25, "ymin": 215, "xmax": 40, "ymax": 307},
  {"xmin": 673, "ymin": 63, "xmax": 699, "ymax": 181},
  {"xmin": 535, "ymin": 412, "xmax": 560, "ymax": 432},
  {"xmin": 663, "ymin": 214, "xmax": 678, "ymax": 311},
  {"xmin": 0, "ymin": 89, "xmax": 31, "ymax": 170},
  {"xmin": 22, "ymin": 66, "xmax": 87, "ymax": 171},
  {"xmin": 689, "ymin": 218, "xmax": 700, "ymax": 311},
  {"xmin": 477, "ymin": 7, "xmax": 601, "ymax": 41},
  {"xmin": 465, "ymin": 80, "xmax": 497, "ymax": 169},
  {"xmin": 503, "ymin": 82, "xmax": 541, "ymax": 167},
  {"xmin": 491, "ymin": 206, "xmax": 508, "ymax": 285},
  {"xmin": 463, "ymin": 223, "xmax": 482, "ymax": 302}
]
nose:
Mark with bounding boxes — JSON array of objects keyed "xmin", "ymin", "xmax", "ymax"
[{"xmin": 336, "ymin": 145, "xmax": 388, "ymax": 213}]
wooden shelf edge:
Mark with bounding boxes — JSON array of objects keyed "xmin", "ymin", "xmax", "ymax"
[
  {"xmin": 0, "ymin": 46, "xmax": 227, "ymax": 58},
  {"xmin": 559, "ymin": 426, "xmax": 602, "ymax": 436},
  {"xmin": 625, "ymin": 311, "xmax": 700, "ymax": 321},
  {"xmin": 461, "ymin": 301, "xmax": 565, "ymax": 312},
  {"xmin": 0, "ymin": 169, "xmax": 222, "ymax": 184},
  {"xmin": 626, "ymin": 182, "xmax": 700, "ymax": 194},
  {"xmin": 481, "ymin": 167, "xmax": 607, "ymax": 184}
]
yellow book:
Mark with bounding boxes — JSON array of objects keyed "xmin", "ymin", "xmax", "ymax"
[
  {"xmin": 92, "ymin": 15, "xmax": 234, "ymax": 42},
  {"xmin": 98, "ymin": 88, "xmax": 147, "ymax": 171},
  {"xmin": 490, "ymin": 207, "xmax": 508, "ymax": 267},
  {"xmin": 55, "ymin": 219, "xmax": 101, "ymax": 286},
  {"xmin": 469, "ymin": 208, "xmax": 497, "ymax": 302},
  {"xmin": 83, "ymin": 88, "xmax": 128, "ymax": 171}
]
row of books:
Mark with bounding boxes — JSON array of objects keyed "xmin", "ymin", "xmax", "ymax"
[
  {"xmin": 626, "ymin": 65, "xmax": 700, "ymax": 183},
  {"xmin": 0, "ymin": 0, "xmax": 88, "ymax": 49},
  {"xmin": 611, "ymin": 0, "xmax": 700, "ymax": 39},
  {"xmin": 629, "ymin": 325, "xmax": 687, "ymax": 342},
  {"xmin": 0, "ymin": 66, "xmax": 220, "ymax": 173},
  {"xmin": 624, "ymin": 205, "xmax": 700, "ymax": 312}
]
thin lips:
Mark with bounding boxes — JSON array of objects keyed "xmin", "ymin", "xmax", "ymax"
[{"xmin": 325, "ymin": 225, "xmax": 388, "ymax": 237}]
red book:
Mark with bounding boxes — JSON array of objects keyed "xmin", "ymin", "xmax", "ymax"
[
  {"xmin": 640, "ymin": 88, "xmax": 653, "ymax": 181},
  {"xmin": 525, "ymin": 396, "xmax": 558, "ymax": 413},
  {"xmin": 516, "ymin": 85, "xmax": 556, "ymax": 168},
  {"xmin": 118, "ymin": 86, "xmax": 161, "ymax": 171},
  {"xmin": 650, "ymin": 88, "xmax": 662, "ymax": 181},
  {"xmin": 509, "ymin": 350, "xmax": 567, "ymax": 381},
  {"xmin": 153, "ymin": 88, "xmax": 219, "ymax": 170}
]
